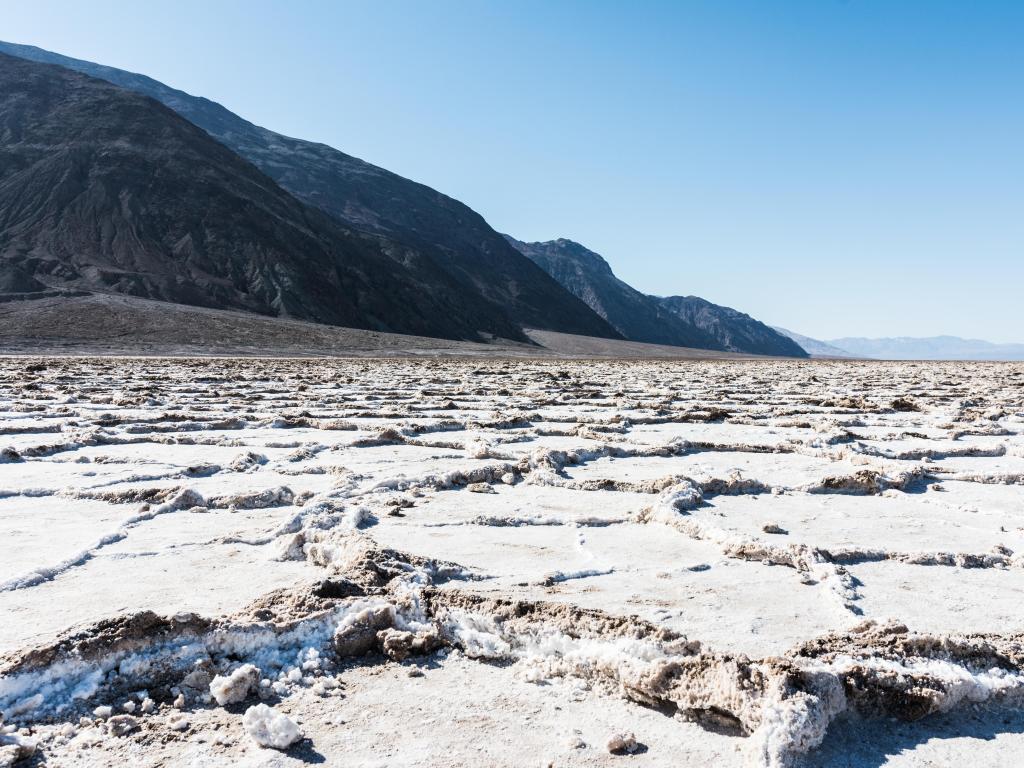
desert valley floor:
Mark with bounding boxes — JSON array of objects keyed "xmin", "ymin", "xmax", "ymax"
[{"xmin": 1, "ymin": 357, "xmax": 1023, "ymax": 767}]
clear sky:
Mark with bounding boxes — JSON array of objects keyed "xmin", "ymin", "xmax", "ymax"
[{"xmin": 3, "ymin": 0, "xmax": 1022, "ymax": 341}]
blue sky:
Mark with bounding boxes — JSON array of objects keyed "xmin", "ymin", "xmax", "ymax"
[{"xmin": 3, "ymin": 0, "xmax": 1022, "ymax": 341}]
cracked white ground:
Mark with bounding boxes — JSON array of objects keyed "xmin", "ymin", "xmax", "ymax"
[{"xmin": 1, "ymin": 358, "xmax": 1023, "ymax": 767}]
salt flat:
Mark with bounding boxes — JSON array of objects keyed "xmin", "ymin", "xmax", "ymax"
[{"xmin": 0, "ymin": 357, "xmax": 1022, "ymax": 767}]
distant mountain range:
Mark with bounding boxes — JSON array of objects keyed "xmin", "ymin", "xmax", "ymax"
[
  {"xmin": 772, "ymin": 328, "xmax": 861, "ymax": 358},
  {"xmin": 772, "ymin": 329, "xmax": 1024, "ymax": 361},
  {"xmin": 827, "ymin": 336, "xmax": 1024, "ymax": 361},
  {"xmin": 0, "ymin": 40, "xmax": 811, "ymax": 357},
  {"xmin": 507, "ymin": 237, "xmax": 806, "ymax": 356}
]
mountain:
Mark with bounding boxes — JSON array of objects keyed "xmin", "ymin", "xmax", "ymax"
[
  {"xmin": 0, "ymin": 291, "xmax": 754, "ymax": 359},
  {"xmin": 0, "ymin": 40, "xmax": 618, "ymax": 341},
  {"xmin": 0, "ymin": 52, "xmax": 529, "ymax": 341},
  {"xmin": 506, "ymin": 236, "xmax": 806, "ymax": 356},
  {"xmin": 655, "ymin": 296, "xmax": 808, "ymax": 357},
  {"xmin": 772, "ymin": 328, "xmax": 856, "ymax": 358},
  {"xmin": 826, "ymin": 336, "xmax": 1024, "ymax": 361},
  {"xmin": 504, "ymin": 236, "xmax": 724, "ymax": 349}
]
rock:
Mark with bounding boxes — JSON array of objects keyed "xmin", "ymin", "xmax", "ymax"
[
  {"xmin": 209, "ymin": 664, "xmax": 261, "ymax": 706},
  {"xmin": 607, "ymin": 732, "xmax": 638, "ymax": 754},
  {"xmin": 243, "ymin": 704, "xmax": 302, "ymax": 750},
  {"xmin": 466, "ymin": 482, "xmax": 496, "ymax": 494},
  {"xmin": 185, "ymin": 463, "xmax": 220, "ymax": 477},
  {"xmin": 377, "ymin": 627, "xmax": 442, "ymax": 661},
  {"xmin": 229, "ymin": 452, "xmax": 267, "ymax": 472},
  {"xmin": 333, "ymin": 604, "xmax": 394, "ymax": 657},
  {"xmin": 311, "ymin": 578, "xmax": 366, "ymax": 599},
  {"xmin": 0, "ymin": 732, "xmax": 36, "ymax": 765},
  {"xmin": 274, "ymin": 532, "xmax": 307, "ymax": 561},
  {"xmin": 761, "ymin": 522, "xmax": 787, "ymax": 535},
  {"xmin": 107, "ymin": 715, "xmax": 140, "ymax": 737},
  {"xmin": 891, "ymin": 398, "xmax": 921, "ymax": 412},
  {"xmin": 0, "ymin": 745, "xmax": 23, "ymax": 767},
  {"xmin": 181, "ymin": 666, "xmax": 213, "ymax": 691}
]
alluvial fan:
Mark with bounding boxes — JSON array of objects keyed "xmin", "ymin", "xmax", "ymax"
[{"xmin": 0, "ymin": 358, "xmax": 1023, "ymax": 767}]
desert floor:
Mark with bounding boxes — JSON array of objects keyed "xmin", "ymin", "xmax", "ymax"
[{"xmin": 1, "ymin": 357, "xmax": 1023, "ymax": 767}]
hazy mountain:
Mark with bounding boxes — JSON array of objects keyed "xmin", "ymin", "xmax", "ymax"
[
  {"xmin": 504, "ymin": 236, "xmax": 724, "ymax": 349},
  {"xmin": 826, "ymin": 336, "xmax": 1024, "ymax": 361},
  {"xmin": 0, "ymin": 40, "xmax": 618, "ymax": 341},
  {"xmin": 0, "ymin": 53, "xmax": 531, "ymax": 341},
  {"xmin": 506, "ymin": 236, "xmax": 806, "ymax": 356},
  {"xmin": 655, "ymin": 296, "xmax": 808, "ymax": 357},
  {"xmin": 772, "ymin": 328, "xmax": 857, "ymax": 358}
]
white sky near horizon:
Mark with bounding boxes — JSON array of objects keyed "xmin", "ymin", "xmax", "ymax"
[{"xmin": 2, "ymin": 0, "xmax": 1022, "ymax": 342}]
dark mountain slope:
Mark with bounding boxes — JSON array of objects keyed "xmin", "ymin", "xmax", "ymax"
[
  {"xmin": 656, "ymin": 296, "xmax": 808, "ymax": 357},
  {"xmin": 0, "ymin": 293, "xmax": 749, "ymax": 359},
  {"xmin": 0, "ymin": 40, "xmax": 619, "ymax": 340},
  {"xmin": 504, "ymin": 236, "xmax": 723, "ymax": 350},
  {"xmin": 506, "ymin": 236, "xmax": 807, "ymax": 356},
  {"xmin": 0, "ymin": 52, "xmax": 524, "ymax": 340}
]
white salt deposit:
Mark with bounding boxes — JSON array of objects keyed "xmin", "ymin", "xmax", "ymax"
[
  {"xmin": 242, "ymin": 703, "xmax": 302, "ymax": 749},
  {"xmin": 209, "ymin": 663, "xmax": 261, "ymax": 706},
  {"xmin": 1, "ymin": 358, "xmax": 1023, "ymax": 768}
]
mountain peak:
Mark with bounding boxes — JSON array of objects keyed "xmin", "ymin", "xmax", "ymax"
[
  {"xmin": 506, "ymin": 237, "xmax": 807, "ymax": 356},
  {"xmin": 655, "ymin": 296, "xmax": 807, "ymax": 357},
  {"xmin": 503, "ymin": 235, "xmax": 615, "ymax": 278},
  {"xmin": 0, "ymin": 39, "xmax": 621, "ymax": 342},
  {"xmin": 0, "ymin": 52, "xmax": 536, "ymax": 342}
]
